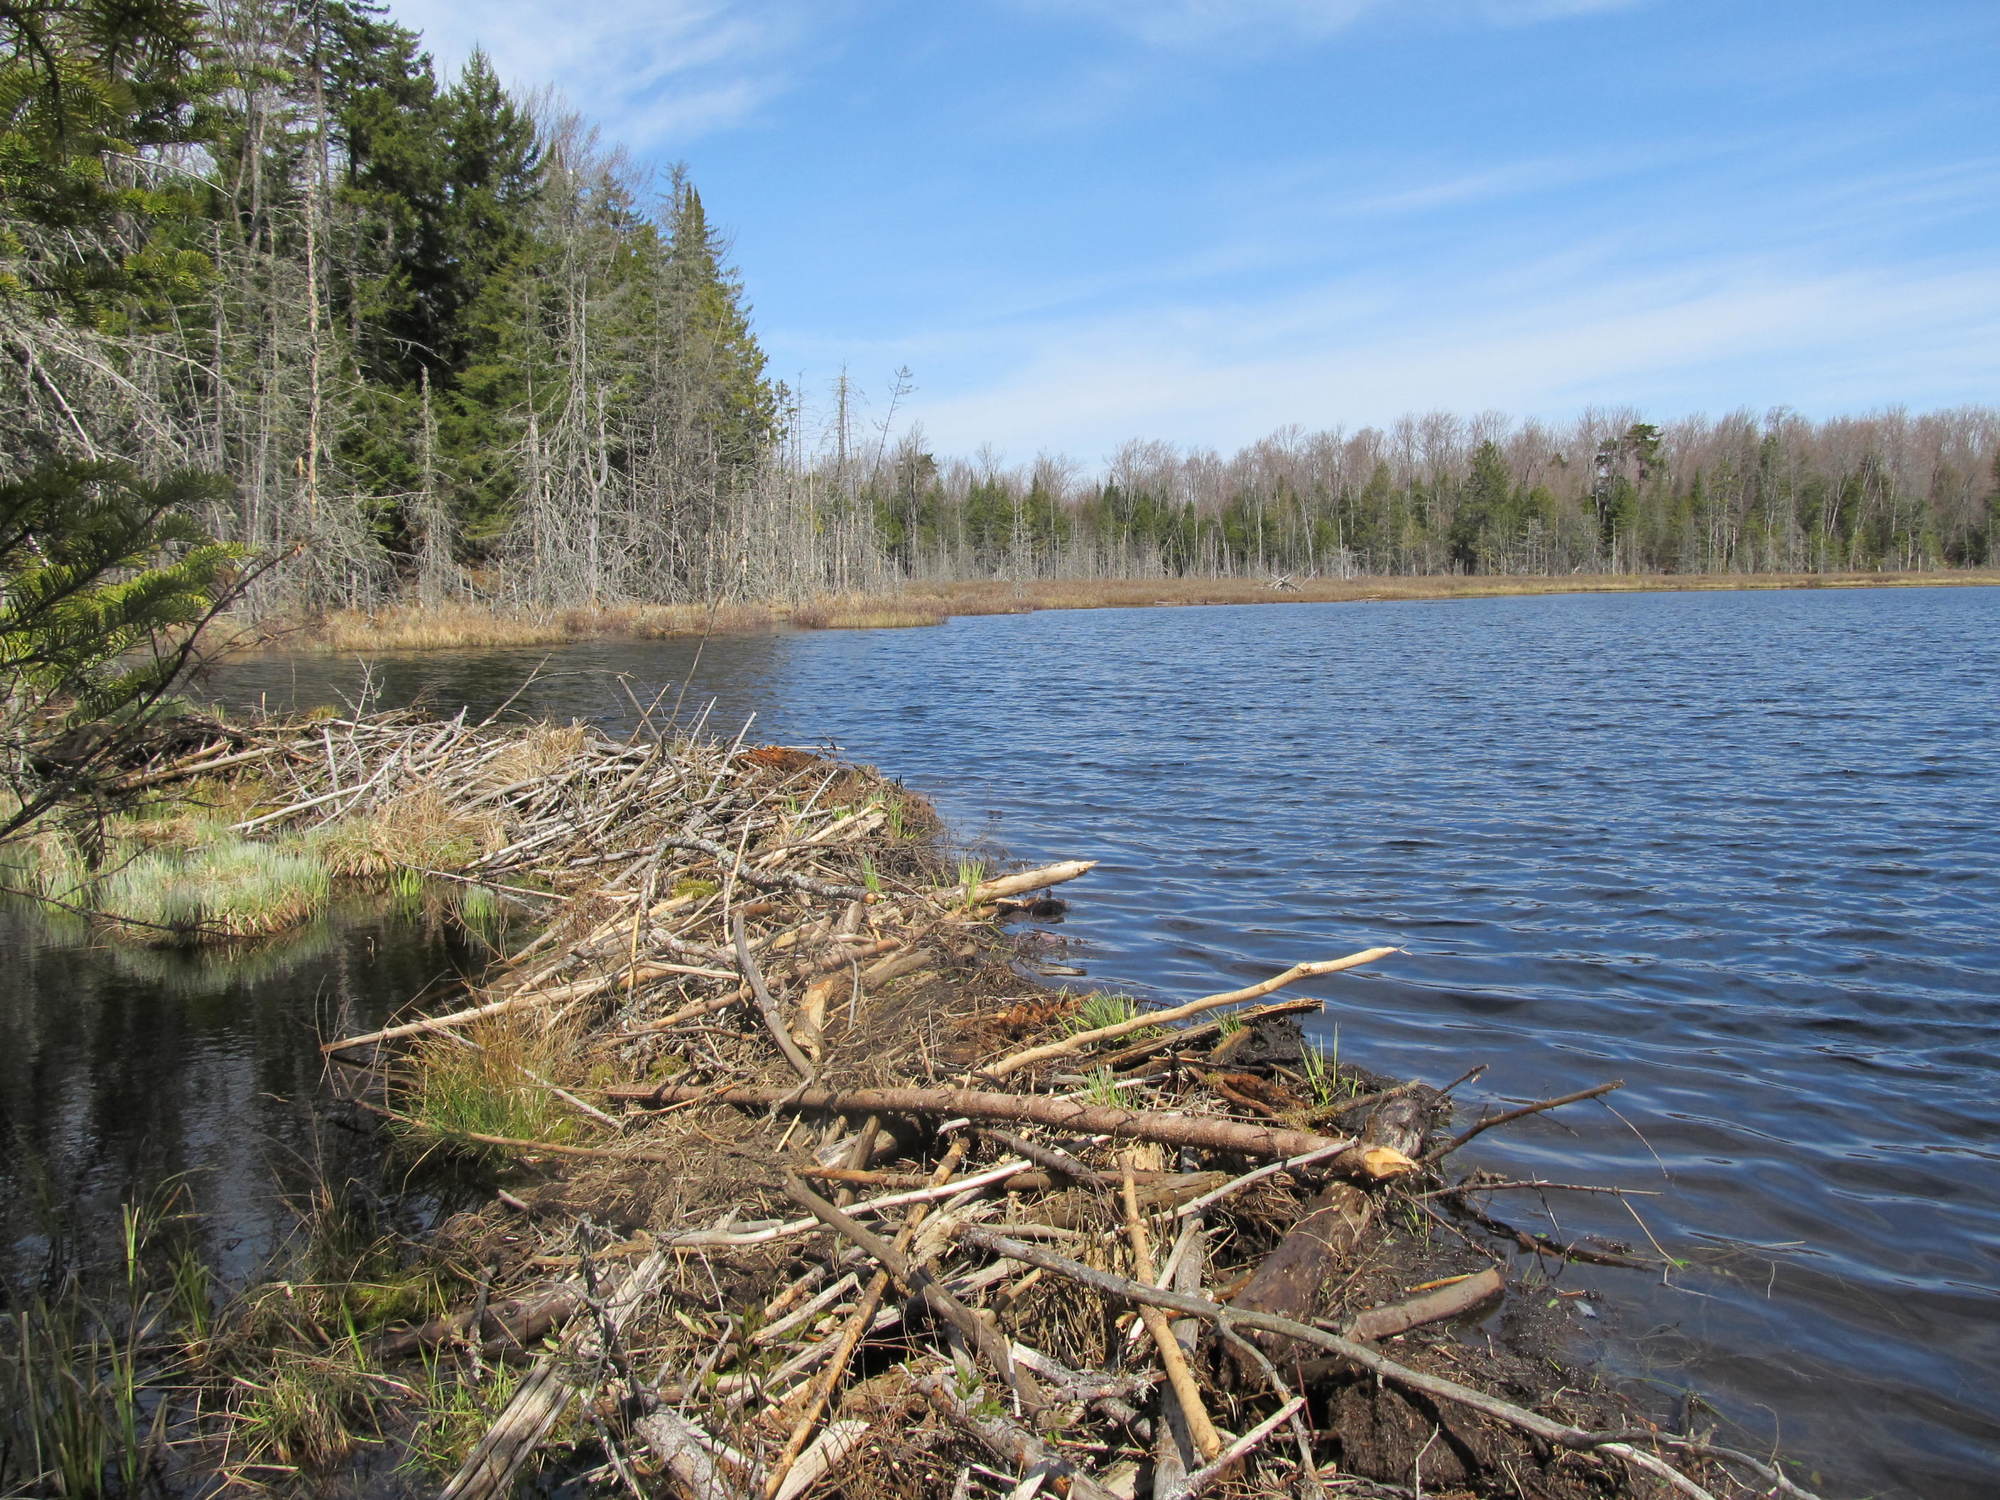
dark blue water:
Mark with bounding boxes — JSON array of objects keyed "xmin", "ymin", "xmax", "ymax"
[{"xmin": 185, "ymin": 585, "xmax": 2000, "ymax": 1494}]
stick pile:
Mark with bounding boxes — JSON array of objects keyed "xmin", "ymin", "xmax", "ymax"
[{"xmin": 227, "ymin": 707, "xmax": 1811, "ymax": 1500}]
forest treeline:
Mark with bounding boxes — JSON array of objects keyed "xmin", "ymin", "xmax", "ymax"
[
  {"xmin": 4, "ymin": 1, "xmax": 1998, "ymax": 624},
  {"xmin": 869, "ymin": 406, "xmax": 2000, "ymax": 583}
]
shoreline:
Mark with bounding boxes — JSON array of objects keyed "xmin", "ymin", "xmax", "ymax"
[
  {"xmin": 240, "ymin": 567, "xmax": 2000, "ymax": 654},
  {"xmin": 1, "ymin": 713, "xmax": 1789, "ymax": 1498}
]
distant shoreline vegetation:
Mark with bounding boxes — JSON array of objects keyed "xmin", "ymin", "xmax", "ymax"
[{"xmin": 257, "ymin": 567, "xmax": 1999, "ymax": 653}]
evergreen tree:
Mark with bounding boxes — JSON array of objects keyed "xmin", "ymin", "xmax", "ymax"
[
  {"xmin": 0, "ymin": 2, "xmax": 246, "ymax": 839},
  {"xmin": 1450, "ymin": 440, "xmax": 1512, "ymax": 572},
  {"xmin": 435, "ymin": 48, "xmax": 538, "ymax": 371},
  {"xmin": 323, "ymin": 0, "xmax": 445, "ymax": 385},
  {"xmin": 663, "ymin": 178, "xmax": 775, "ymax": 468},
  {"xmin": 0, "ymin": 0, "xmax": 212, "ymax": 320},
  {"xmin": 1985, "ymin": 451, "xmax": 2000, "ymax": 567}
]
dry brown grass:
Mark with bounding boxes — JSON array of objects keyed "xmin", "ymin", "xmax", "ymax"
[
  {"xmin": 790, "ymin": 593, "xmax": 948, "ymax": 630},
  {"xmin": 478, "ymin": 722, "xmax": 591, "ymax": 785},
  {"xmin": 307, "ymin": 783, "xmax": 506, "ymax": 878},
  {"xmin": 273, "ymin": 600, "xmax": 788, "ymax": 653}
]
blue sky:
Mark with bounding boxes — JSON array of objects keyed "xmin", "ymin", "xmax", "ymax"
[{"xmin": 388, "ymin": 0, "xmax": 1998, "ymax": 465}]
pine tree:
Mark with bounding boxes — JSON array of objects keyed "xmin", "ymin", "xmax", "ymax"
[
  {"xmin": 1450, "ymin": 440, "xmax": 1513, "ymax": 572},
  {"xmin": 436, "ymin": 49, "xmax": 538, "ymax": 369}
]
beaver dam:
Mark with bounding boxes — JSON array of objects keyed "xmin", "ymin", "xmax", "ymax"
[{"xmin": 4, "ymin": 708, "xmax": 1826, "ymax": 1499}]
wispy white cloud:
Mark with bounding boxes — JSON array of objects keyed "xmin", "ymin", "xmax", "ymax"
[
  {"xmin": 1017, "ymin": 0, "xmax": 1645, "ymax": 49},
  {"xmin": 385, "ymin": 0, "xmax": 822, "ymax": 145},
  {"xmin": 889, "ymin": 252, "xmax": 2000, "ymax": 462}
]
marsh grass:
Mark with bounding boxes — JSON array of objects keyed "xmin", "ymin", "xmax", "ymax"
[
  {"xmin": 1081, "ymin": 1066, "xmax": 1133, "ymax": 1110},
  {"xmin": 899, "ymin": 568, "xmax": 2000, "ymax": 617},
  {"xmin": 1, "ymin": 1293, "xmax": 164, "ymax": 1497},
  {"xmin": 399, "ymin": 1016, "xmax": 581, "ymax": 1156},
  {"xmin": 0, "ymin": 1189, "xmax": 203, "ymax": 1498},
  {"xmin": 0, "ymin": 816, "xmax": 91, "ymax": 905},
  {"xmin": 479, "ymin": 722, "xmax": 590, "ymax": 783},
  {"xmin": 5, "ymin": 760, "xmax": 528, "ymax": 953},
  {"xmin": 451, "ymin": 883, "xmax": 504, "ymax": 943},
  {"xmin": 223, "ymin": 1341, "xmax": 387, "ymax": 1476},
  {"xmin": 305, "ymin": 784, "xmax": 500, "ymax": 879},
  {"xmin": 956, "ymin": 857, "xmax": 986, "ymax": 908},
  {"xmin": 798, "ymin": 603, "xmax": 946, "ymax": 630},
  {"xmin": 1301, "ymin": 1029, "xmax": 1350, "ymax": 1108},
  {"xmin": 208, "ymin": 1169, "xmax": 469, "ymax": 1484},
  {"xmin": 98, "ymin": 838, "xmax": 331, "ymax": 940},
  {"xmin": 3, "ymin": 798, "xmax": 338, "ymax": 944},
  {"xmin": 400, "ymin": 1355, "xmax": 525, "ymax": 1480},
  {"xmin": 295, "ymin": 600, "xmax": 781, "ymax": 652},
  {"xmin": 257, "ymin": 567, "xmax": 2000, "ymax": 653}
]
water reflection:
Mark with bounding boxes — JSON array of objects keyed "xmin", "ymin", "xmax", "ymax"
[{"xmin": 0, "ymin": 901, "xmax": 485, "ymax": 1285}]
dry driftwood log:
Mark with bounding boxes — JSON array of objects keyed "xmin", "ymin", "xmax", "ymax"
[
  {"xmin": 1344, "ymin": 1267, "xmax": 1506, "ymax": 1342},
  {"xmin": 373, "ymin": 1281, "xmax": 583, "ymax": 1360},
  {"xmin": 959, "ymin": 858, "xmax": 1099, "ymax": 904}
]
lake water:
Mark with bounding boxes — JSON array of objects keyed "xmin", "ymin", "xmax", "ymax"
[{"xmin": 9, "ymin": 584, "xmax": 1996, "ymax": 1497}]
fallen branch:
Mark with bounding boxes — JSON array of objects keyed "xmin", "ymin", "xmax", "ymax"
[
  {"xmin": 1121, "ymin": 1163, "xmax": 1223, "ymax": 1463},
  {"xmin": 443, "ymin": 1252, "xmax": 671, "ymax": 1500},
  {"xmin": 1092, "ymin": 997, "xmax": 1324, "ymax": 1074},
  {"xmin": 634, "ymin": 1408, "xmax": 752, "ymax": 1500},
  {"xmin": 959, "ymin": 859, "xmax": 1098, "ymax": 904},
  {"xmin": 608, "ymin": 1080, "xmax": 1379, "ymax": 1170},
  {"xmin": 735, "ymin": 911, "xmax": 815, "ymax": 1084},
  {"xmin": 1162, "ymin": 1398, "xmax": 1304, "ymax": 1500},
  {"xmin": 657, "ymin": 832, "xmax": 871, "ymax": 901},
  {"xmin": 984, "ymin": 947, "xmax": 1395, "ymax": 1079},
  {"xmin": 912, "ymin": 1366, "xmax": 1120, "ymax": 1500},
  {"xmin": 374, "ymin": 1281, "xmax": 585, "ymax": 1360},
  {"xmin": 1344, "ymin": 1267, "xmax": 1505, "ymax": 1342},
  {"xmin": 1445, "ymin": 1194, "xmax": 1653, "ymax": 1270},
  {"xmin": 1424, "ymin": 1080, "xmax": 1624, "ymax": 1164},
  {"xmin": 1228, "ymin": 1091, "xmax": 1431, "ymax": 1366},
  {"xmin": 781, "ymin": 1176, "xmax": 1043, "ymax": 1413},
  {"xmin": 323, "ymin": 952, "xmax": 741, "ymax": 1052},
  {"xmin": 763, "ymin": 1141, "xmax": 968, "ymax": 1500}
]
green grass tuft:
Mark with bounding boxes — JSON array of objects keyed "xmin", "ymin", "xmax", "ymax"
[
  {"xmin": 399, "ymin": 1025, "xmax": 578, "ymax": 1156},
  {"xmin": 1068, "ymin": 992, "xmax": 1142, "ymax": 1035},
  {"xmin": 98, "ymin": 838, "xmax": 330, "ymax": 940},
  {"xmin": 1081, "ymin": 1066, "xmax": 1133, "ymax": 1110}
]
